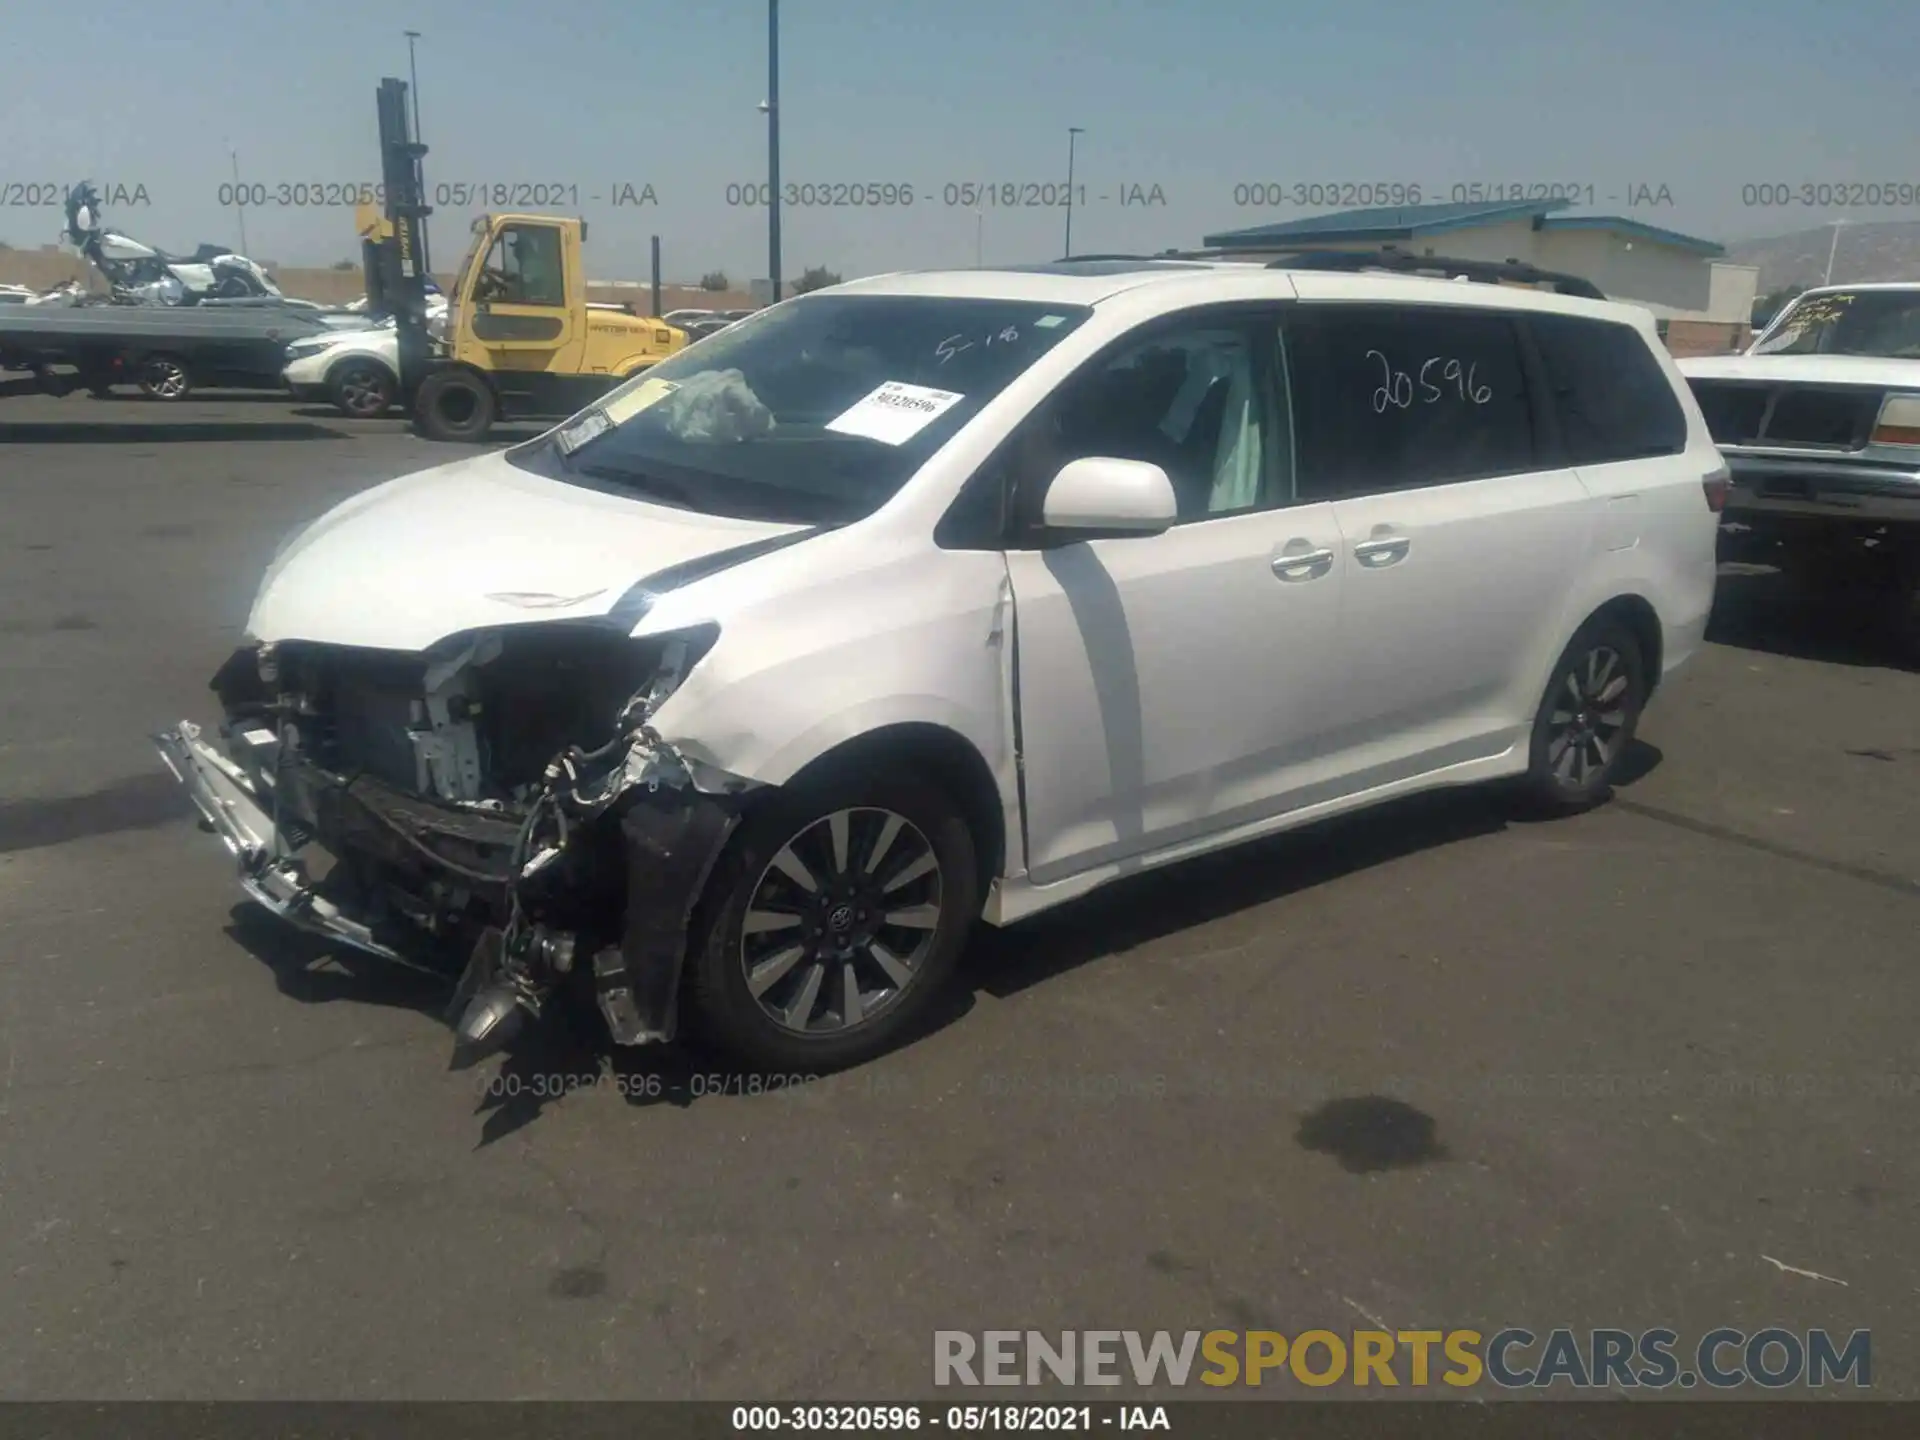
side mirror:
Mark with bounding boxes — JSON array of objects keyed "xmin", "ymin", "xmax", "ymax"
[{"xmin": 1040, "ymin": 457, "xmax": 1178, "ymax": 535}]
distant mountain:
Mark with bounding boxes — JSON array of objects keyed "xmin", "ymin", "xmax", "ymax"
[{"xmin": 1724, "ymin": 219, "xmax": 1920, "ymax": 294}]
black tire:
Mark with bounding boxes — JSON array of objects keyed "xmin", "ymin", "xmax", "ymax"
[
  {"xmin": 136, "ymin": 354, "xmax": 192, "ymax": 400},
  {"xmin": 329, "ymin": 359, "xmax": 396, "ymax": 418},
  {"xmin": 211, "ymin": 272, "xmax": 256, "ymax": 299},
  {"xmin": 1518, "ymin": 617, "xmax": 1648, "ymax": 815},
  {"xmin": 684, "ymin": 769, "xmax": 979, "ymax": 1072},
  {"xmin": 414, "ymin": 368, "xmax": 496, "ymax": 442}
]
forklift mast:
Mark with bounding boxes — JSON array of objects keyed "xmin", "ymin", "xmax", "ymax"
[{"xmin": 372, "ymin": 76, "xmax": 433, "ymax": 399}]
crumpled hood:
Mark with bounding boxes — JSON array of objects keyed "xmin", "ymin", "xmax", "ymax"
[
  {"xmin": 1679, "ymin": 353, "xmax": 1920, "ymax": 389},
  {"xmin": 246, "ymin": 448, "xmax": 808, "ymax": 651}
]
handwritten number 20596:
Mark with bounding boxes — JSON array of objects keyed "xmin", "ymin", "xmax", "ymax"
[{"xmin": 1368, "ymin": 350, "xmax": 1492, "ymax": 412}]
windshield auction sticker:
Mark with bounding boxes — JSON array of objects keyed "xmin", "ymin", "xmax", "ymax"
[
  {"xmin": 825, "ymin": 380, "xmax": 965, "ymax": 446},
  {"xmin": 603, "ymin": 376, "xmax": 679, "ymax": 426}
]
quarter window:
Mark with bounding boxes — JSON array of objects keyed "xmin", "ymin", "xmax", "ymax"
[{"xmin": 1530, "ymin": 313, "xmax": 1688, "ymax": 463}]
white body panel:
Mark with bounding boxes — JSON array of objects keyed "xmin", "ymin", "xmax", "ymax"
[
  {"xmin": 282, "ymin": 326, "xmax": 398, "ymax": 388},
  {"xmin": 1678, "ymin": 353, "xmax": 1920, "ymax": 389},
  {"xmin": 246, "ymin": 451, "xmax": 807, "ymax": 650}
]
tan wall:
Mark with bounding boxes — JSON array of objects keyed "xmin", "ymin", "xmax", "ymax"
[
  {"xmin": 1662, "ymin": 320, "xmax": 1751, "ymax": 357},
  {"xmin": 0, "ymin": 249, "xmax": 756, "ymax": 317}
]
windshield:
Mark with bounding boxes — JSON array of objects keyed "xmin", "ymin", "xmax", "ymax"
[
  {"xmin": 508, "ymin": 292, "xmax": 1093, "ymax": 524},
  {"xmin": 1752, "ymin": 290, "xmax": 1920, "ymax": 358}
]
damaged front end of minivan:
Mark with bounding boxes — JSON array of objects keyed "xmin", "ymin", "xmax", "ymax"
[{"xmin": 153, "ymin": 618, "xmax": 753, "ymax": 1066}]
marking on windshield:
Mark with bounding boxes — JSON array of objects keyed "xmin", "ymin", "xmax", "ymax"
[{"xmin": 935, "ymin": 325, "xmax": 1022, "ymax": 364}]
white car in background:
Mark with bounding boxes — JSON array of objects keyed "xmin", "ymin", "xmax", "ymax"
[
  {"xmin": 283, "ymin": 319, "xmax": 404, "ymax": 417},
  {"xmin": 159, "ymin": 258, "xmax": 1722, "ymax": 1076}
]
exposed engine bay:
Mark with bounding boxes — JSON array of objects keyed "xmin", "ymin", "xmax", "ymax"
[{"xmin": 157, "ymin": 619, "xmax": 749, "ymax": 1065}]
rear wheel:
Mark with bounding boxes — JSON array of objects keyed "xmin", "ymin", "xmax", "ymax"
[
  {"xmin": 414, "ymin": 368, "xmax": 496, "ymax": 442},
  {"xmin": 1518, "ymin": 618, "xmax": 1647, "ymax": 814},
  {"xmin": 329, "ymin": 359, "xmax": 396, "ymax": 418},
  {"xmin": 137, "ymin": 354, "xmax": 192, "ymax": 400},
  {"xmin": 684, "ymin": 770, "xmax": 979, "ymax": 1072}
]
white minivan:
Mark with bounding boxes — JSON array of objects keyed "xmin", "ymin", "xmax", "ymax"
[{"xmin": 156, "ymin": 257, "xmax": 1724, "ymax": 1073}]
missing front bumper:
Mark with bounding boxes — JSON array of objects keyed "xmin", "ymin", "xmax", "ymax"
[
  {"xmin": 153, "ymin": 718, "xmax": 743, "ymax": 1048},
  {"xmin": 153, "ymin": 720, "xmax": 415, "ymax": 966}
]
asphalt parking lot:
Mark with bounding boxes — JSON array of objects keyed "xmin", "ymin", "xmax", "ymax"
[{"xmin": 1, "ymin": 390, "xmax": 1916, "ymax": 1403}]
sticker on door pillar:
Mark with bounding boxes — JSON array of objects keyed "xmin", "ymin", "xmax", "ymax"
[{"xmin": 825, "ymin": 381, "xmax": 965, "ymax": 446}]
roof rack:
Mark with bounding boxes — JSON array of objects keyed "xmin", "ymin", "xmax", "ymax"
[
  {"xmin": 1053, "ymin": 249, "xmax": 1240, "ymax": 263},
  {"xmin": 1262, "ymin": 250, "xmax": 1606, "ymax": 300}
]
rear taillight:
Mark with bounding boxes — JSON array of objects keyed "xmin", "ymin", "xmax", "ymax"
[
  {"xmin": 1702, "ymin": 467, "xmax": 1730, "ymax": 513},
  {"xmin": 1870, "ymin": 393, "xmax": 1920, "ymax": 447}
]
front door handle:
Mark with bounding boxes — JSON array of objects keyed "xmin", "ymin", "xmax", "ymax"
[
  {"xmin": 1271, "ymin": 546, "xmax": 1335, "ymax": 581},
  {"xmin": 1353, "ymin": 536, "xmax": 1411, "ymax": 567}
]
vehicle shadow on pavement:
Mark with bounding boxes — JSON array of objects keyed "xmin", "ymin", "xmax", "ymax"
[
  {"xmin": 961, "ymin": 766, "xmax": 1666, "ymax": 1003},
  {"xmin": 219, "ymin": 750, "xmax": 1669, "ymax": 1147},
  {"xmin": 83, "ymin": 390, "xmax": 302, "ymax": 405},
  {"xmin": 0, "ymin": 421, "xmax": 347, "ymax": 443},
  {"xmin": 1709, "ymin": 564, "xmax": 1918, "ymax": 672},
  {"xmin": 224, "ymin": 901, "xmax": 455, "ymax": 1019}
]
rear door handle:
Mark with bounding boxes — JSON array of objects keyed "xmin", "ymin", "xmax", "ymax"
[
  {"xmin": 1271, "ymin": 546, "xmax": 1335, "ymax": 581},
  {"xmin": 1353, "ymin": 536, "xmax": 1411, "ymax": 567}
]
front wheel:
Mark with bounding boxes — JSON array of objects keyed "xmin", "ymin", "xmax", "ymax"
[
  {"xmin": 684, "ymin": 771, "xmax": 979, "ymax": 1072},
  {"xmin": 1518, "ymin": 618, "xmax": 1647, "ymax": 814},
  {"xmin": 330, "ymin": 359, "xmax": 396, "ymax": 418},
  {"xmin": 413, "ymin": 368, "xmax": 496, "ymax": 442}
]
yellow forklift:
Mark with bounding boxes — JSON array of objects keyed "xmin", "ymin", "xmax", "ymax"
[{"xmin": 365, "ymin": 77, "xmax": 686, "ymax": 443}]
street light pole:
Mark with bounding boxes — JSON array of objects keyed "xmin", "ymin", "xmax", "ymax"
[
  {"xmin": 1823, "ymin": 218, "xmax": 1846, "ymax": 286},
  {"xmin": 229, "ymin": 147, "xmax": 248, "ymax": 254},
  {"xmin": 1064, "ymin": 127, "xmax": 1084, "ymax": 258},
  {"xmin": 767, "ymin": 0, "xmax": 782, "ymax": 303},
  {"xmin": 405, "ymin": 31, "xmax": 423, "ymax": 143}
]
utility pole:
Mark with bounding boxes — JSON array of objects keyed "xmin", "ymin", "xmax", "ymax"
[
  {"xmin": 1064, "ymin": 127, "xmax": 1084, "ymax": 258},
  {"xmin": 765, "ymin": 0, "xmax": 782, "ymax": 303}
]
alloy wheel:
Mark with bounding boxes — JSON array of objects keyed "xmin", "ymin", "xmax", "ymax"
[
  {"xmin": 739, "ymin": 807, "xmax": 944, "ymax": 1035},
  {"xmin": 1546, "ymin": 645, "xmax": 1630, "ymax": 787},
  {"xmin": 337, "ymin": 366, "xmax": 391, "ymax": 416},
  {"xmin": 142, "ymin": 358, "xmax": 189, "ymax": 399}
]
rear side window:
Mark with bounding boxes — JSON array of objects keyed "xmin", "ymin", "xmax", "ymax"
[
  {"xmin": 1529, "ymin": 313, "xmax": 1688, "ymax": 463},
  {"xmin": 1288, "ymin": 305, "xmax": 1536, "ymax": 499}
]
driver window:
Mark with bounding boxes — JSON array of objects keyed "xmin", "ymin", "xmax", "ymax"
[
  {"xmin": 1024, "ymin": 318, "xmax": 1292, "ymax": 523},
  {"xmin": 478, "ymin": 224, "xmax": 566, "ymax": 307}
]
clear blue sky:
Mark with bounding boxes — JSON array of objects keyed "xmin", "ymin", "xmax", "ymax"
[{"xmin": 2, "ymin": 0, "xmax": 1913, "ymax": 281}]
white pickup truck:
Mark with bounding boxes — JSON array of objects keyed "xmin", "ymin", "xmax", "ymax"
[{"xmin": 1679, "ymin": 282, "xmax": 1920, "ymax": 653}]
